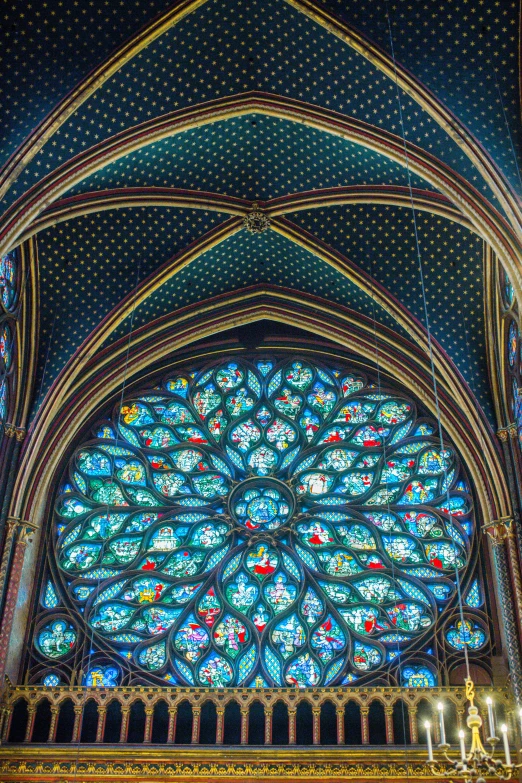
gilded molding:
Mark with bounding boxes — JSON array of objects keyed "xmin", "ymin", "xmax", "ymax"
[
  {"xmin": 1, "ymin": 0, "xmax": 521, "ymax": 248},
  {"xmin": 1, "ymin": 93, "xmax": 521, "ymax": 306},
  {"xmin": 0, "ymin": 754, "xmax": 457, "ymax": 782},
  {"xmin": 15, "ymin": 186, "xmax": 474, "ymax": 247}
]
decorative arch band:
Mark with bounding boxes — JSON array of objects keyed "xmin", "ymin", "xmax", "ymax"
[{"xmin": 1, "ymin": 94, "xmax": 521, "ymax": 305}]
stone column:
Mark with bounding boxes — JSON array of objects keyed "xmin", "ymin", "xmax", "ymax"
[
  {"xmin": 167, "ymin": 707, "xmax": 177, "ymax": 743},
  {"xmin": 0, "ymin": 520, "xmax": 18, "ymax": 606},
  {"xmin": 47, "ymin": 706, "xmax": 59, "ymax": 743},
  {"xmin": 191, "ymin": 707, "xmax": 200, "ymax": 744},
  {"xmin": 1, "ymin": 705, "xmax": 12, "ymax": 742},
  {"xmin": 71, "ymin": 706, "xmax": 83, "ymax": 743},
  {"xmin": 143, "ymin": 708, "xmax": 154, "ymax": 743},
  {"xmin": 409, "ymin": 706, "xmax": 418, "ymax": 744},
  {"xmin": 119, "ymin": 707, "xmax": 130, "ymax": 743},
  {"xmin": 384, "ymin": 707, "xmax": 394, "ymax": 744},
  {"xmin": 288, "ymin": 708, "xmax": 296, "ymax": 745},
  {"xmin": 384, "ymin": 707, "xmax": 394, "ymax": 745},
  {"xmin": 216, "ymin": 708, "xmax": 224, "ymax": 745},
  {"xmin": 336, "ymin": 707, "xmax": 344, "ymax": 745},
  {"xmin": 312, "ymin": 707, "xmax": 320, "ymax": 745},
  {"xmin": 95, "ymin": 706, "xmax": 106, "ymax": 743},
  {"xmin": 240, "ymin": 708, "xmax": 249, "ymax": 745},
  {"xmin": 264, "ymin": 706, "xmax": 272, "ymax": 745},
  {"xmin": 0, "ymin": 522, "xmax": 36, "ymax": 678},
  {"xmin": 361, "ymin": 707, "xmax": 369, "ymax": 745},
  {"xmin": 486, "ymin": 520, "xmax": 522, "ymax": 703},
  {"xmin": 24, "ymin": 707, "xmax": 35, "ymax": 743}
]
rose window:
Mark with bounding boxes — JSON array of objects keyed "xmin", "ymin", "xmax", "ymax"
[{"xmin": 34, "ymin": 356, "xmax": 486, "ymax": 688}]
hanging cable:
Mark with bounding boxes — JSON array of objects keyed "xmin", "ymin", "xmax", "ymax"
[
  {"xmin": 384, "ymin": 0, "xmax": 472, "ymax": 684},
  {"xmin": 71, "ymin": 248, "xmax": 144, "ymax": 777}
]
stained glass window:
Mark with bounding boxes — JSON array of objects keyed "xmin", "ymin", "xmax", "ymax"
[
  {"xmin": 508, "ymin": 320, "xmax": 518, "ymax": 369},
  {"xmin": 0, "ymin": 252, "xmax": 17, "ymax": 312},
  {"xmin": 501, "ymin": 269, "xmax": 522, "ymax": 453},
  {"xmin": 28, "ymin": 356, "xmax": 490, "ymax": 687},
  {"xmin": 0, "ymin": 250, "xmax": 19, "ymax": 445}
]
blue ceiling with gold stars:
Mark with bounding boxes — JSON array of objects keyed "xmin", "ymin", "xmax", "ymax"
[
  {"xmin": 2, "ymin": 0, "xmax": 517, "ymax": 428},
  {"xmin": 1, "ymin": 0, "xmax": 175, "ymax": 167},
  {"xmin": 2, "ymin": 0, "xmax": 510, "ymax": 212},
  {"xmin": 62, "ymin": 115, "xmax": 434, "ymax": 201},
  {"xmin": 287, "ymin": 204, "xmax": 491, "ymax": 411},
  {"xmin": 323, "ymin": 0, "xmax": 522, "ymax": 193},
  {"xmin": 33, "ymin": 206, "xmax": 228, "ymax": 407}
]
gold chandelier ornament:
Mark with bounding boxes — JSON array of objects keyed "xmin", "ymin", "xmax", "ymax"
[{"xmin": 425, "ymin": 679, "xmax": 520, "ymax": 782}]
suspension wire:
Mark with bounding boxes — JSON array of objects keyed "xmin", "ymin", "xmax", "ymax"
[
  {"xmin": 366, "ymin": 218, "xmax": 411, "ymax": 758},
  {"xmin": 71, "ymin": 250, "xmax": 144, "ymax": 776},
  {"xmin": 383, "ymin": 0, "xmax": 471, "ymax": 688}
]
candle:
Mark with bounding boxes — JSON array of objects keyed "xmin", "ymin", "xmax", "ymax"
[
  {"xmin": 425, "ymin": 721, "xmax": 434, "ymax": 762},
  {"xmin": 458, "ymin": 729, "xmax": 466, "ymax": 762},
  {"xmin": 486, "ymin": 696, "xmax": 496, "ymax": 740},
  {"xmin": 437, "ymin": 702, "xmax": 446, "ymax": 746},
  {"xmin": 501, "ymin": 724, "xmax": 511, "ymax": 767},
  {"xmin": 519, "ymin": 707, "xmax": 522, "ymax": 738}
]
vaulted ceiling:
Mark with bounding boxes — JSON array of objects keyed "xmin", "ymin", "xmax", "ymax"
[{"xmin": 2, "ymin": 0, "xmax": 521, "ymax": 430}]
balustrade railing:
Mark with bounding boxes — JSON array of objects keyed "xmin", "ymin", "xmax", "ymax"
[{"xmin": 0, "ymin": 684, "xmax": 513, "ymax": 747}]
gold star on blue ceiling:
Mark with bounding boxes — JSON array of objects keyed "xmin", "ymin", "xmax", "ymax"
[
  {"xmin": 32, "ymin": 206, "xmax": 228, "ymax": 413},
  {"xmin": 4, "ymin": 0, "xmax": 505, "ymax": 213},
  {"xmin": 62, "ymin": 115, "xmax": 435, "ymax": 202},
  {"xmin": 104, "ymin": 226, "xmax": 411, "ymax": 350},
  {"xmin": 0, "ymin": 0, "xmax": 175, "ymax": 168},
  {"xmin": 323, "ymin": 0, "xmax": 522, "ymax": 193},
  {"xmin": 288, "ymin": 203, "xmax": 493, "ymax": 417}
]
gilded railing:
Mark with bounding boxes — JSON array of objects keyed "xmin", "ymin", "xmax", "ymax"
[{"xmin": 0, "ymin": 684, "xmax": 514, "ymax": 746}]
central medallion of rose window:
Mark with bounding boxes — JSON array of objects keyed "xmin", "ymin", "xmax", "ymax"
[{"xmin": 230, "ymin": 480, "xmax": 294, "ymax": 531}]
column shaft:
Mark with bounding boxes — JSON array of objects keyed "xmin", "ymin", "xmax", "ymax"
[
  {"xmin": 264, "ymin": 708, "xmax": 272, "ymax": 745},
  {"xmin": 336, "ymin": 708, "xmax": 344, "ymax": 745},
  {"xmin": 361, "ymin": 708, "xmax": 369, "ymax": 745}
]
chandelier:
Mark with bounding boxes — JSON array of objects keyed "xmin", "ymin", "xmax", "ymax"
[{"xmin": 424, "ymin": 679, "xmax": 519, "ymax": 782}]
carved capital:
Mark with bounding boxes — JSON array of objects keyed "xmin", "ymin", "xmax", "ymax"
[
  {"xmin": 3, "ymin": 423, "xmax": 25, "ymax": 440},
  {"xmin": 497, "ymin": 426, "xmax": 509, "ymax": 442},
  {"xmin": 508, "ymin": 423, "xmax": 518, "ymax": 439},
  {"xmin": 3, "ymin": 423, "xmax": 16, "ymax": 438},
  {"xmin": 482, "ymin": 517, "xmax": 513, "ymax": 546},
  {"xmin": 4, "ymin": 517, "xmax": 19, "ymax": 534},
  {"xmin": 483, "ymin": 517, "xmax": 513, "ymax": 545},
  {"xmin": 17, "ymin": 522, "xmax": 37, "ymax": 546}
]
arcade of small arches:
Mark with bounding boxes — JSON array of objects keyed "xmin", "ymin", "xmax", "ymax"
[{"xmin": 2, "ymin": 684, "xmax": 513, "ymax": 747}]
